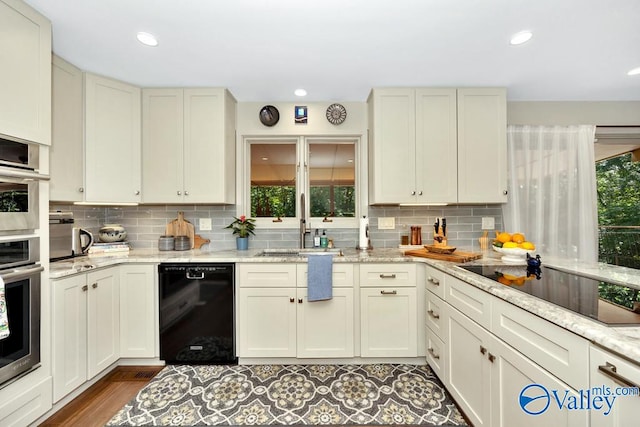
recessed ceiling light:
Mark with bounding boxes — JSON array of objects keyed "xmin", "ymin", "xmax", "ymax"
[
  {"xmin": 294, "ymin": 88, "xmax": 307, "ymax": 97},
  {"xmin": 510, "ymin": 31, "xmax": 533, "ymax": 45},
  {"xmin": 628, "ymin": 67, "xmax": 640, "ymax": 76},
  {"xmin": 136, "ymin": 32, "xmax": 159, "ymax": 47}
]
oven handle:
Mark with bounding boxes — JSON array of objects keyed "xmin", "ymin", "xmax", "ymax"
[
  {"xmin": 0, "ymin": 265, "xmax": 44, "ymax": 282},
  {"xmin": 0, "ymin": 167, "xmax": 49, "ymax": 181}
]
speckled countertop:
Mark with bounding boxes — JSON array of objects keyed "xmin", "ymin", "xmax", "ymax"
[{"xmin": 50, "ymin": 247, "xmax": 640, "ymax": 365}]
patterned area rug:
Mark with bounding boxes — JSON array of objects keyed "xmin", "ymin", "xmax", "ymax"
[{"xmin": 107, "ymin": 364, "xmax": 467, "ymax": 426}]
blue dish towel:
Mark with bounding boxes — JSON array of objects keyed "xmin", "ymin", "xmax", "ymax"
[{"xmin": 307, "ymin": 254, "xmax": 334, "ymax": 302}]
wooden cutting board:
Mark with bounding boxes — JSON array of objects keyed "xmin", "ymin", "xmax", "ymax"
[
  {"xmin": 405, "ymin": 248, "xmax": 483, "ymax": 263},
  {"xmin": 165, "ymin": 211, "xmax": 195, "ymax": 248}
]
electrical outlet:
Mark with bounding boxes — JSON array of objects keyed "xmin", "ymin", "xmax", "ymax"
[
  {"xmin": 481, "ymin": 217, "xmax": 495, "ymax": 230},
  {"xmin": 199, "ymin": 218, "xmax": 212, "ymax": 231},
  {"xmin": 378, "ymin": 217, "xmax": 395, "ymax": 230}
]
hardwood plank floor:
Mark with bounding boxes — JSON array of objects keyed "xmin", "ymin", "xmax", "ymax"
[{"xmin": 39, "ymin": 366, "xmax": 163, "ymax": 427}]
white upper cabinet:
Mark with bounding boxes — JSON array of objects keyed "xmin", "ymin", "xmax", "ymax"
[
  {"xmin": 142, "ymin": 88, "xmax": 236, "ymax": 204},
  {"xmin": 457, "ymin": 88, "xmax": 508, "ymax": 203},
  {"xmin": 0, "ymin": 0, "xmax": 51, "ymax": 145},
  {"xmin": 51, "ymin": 55, "xmax": 84, "ymax": 201},
  {"xmin": 84, "ymin": 73, "xmax": 141, "ymax": 203},
  {"xmin": 368, "ymin": 87, "xmax": 507, "ymax": 204}
]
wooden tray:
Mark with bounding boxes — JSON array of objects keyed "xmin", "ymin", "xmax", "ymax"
[{"xmin": 404, "ymin": 248, "xmax": 483, "ymax": 263}]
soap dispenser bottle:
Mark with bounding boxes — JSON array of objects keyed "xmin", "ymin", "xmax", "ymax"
[
  {"xmin": 313, "ymin": 229, "xmax": 321, "ymax": 247},
  {"xmin": 320, "ymin": 230, "xmax": 329, "ymax": 248}
]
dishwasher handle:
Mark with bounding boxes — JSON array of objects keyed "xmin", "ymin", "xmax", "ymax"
[{"xmin": 186, "ymin": 269, "xmax": 205, "ymax": 280}]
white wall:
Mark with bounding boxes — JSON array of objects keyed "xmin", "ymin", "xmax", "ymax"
[{"xmin": 507, "ymin": 101, "xmax": 640, "ymax": 125}]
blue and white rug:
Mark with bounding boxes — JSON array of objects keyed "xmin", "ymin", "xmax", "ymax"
[{"xmin": 107, "ymin": 364, "xmax": 467, "ymax": 426}]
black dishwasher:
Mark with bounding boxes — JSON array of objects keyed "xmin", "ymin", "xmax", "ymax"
[{"xmin": 159, "ymin": 263, "xmax": 236, "ymax": 364}]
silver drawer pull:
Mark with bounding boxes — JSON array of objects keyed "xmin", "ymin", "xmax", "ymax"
[
  {"xmin": 427, "ymin": 309, "xmax": 440, "ymax": 319},
  {"xmin": 380, "ymin": 290, "xmax": 397, "ymax": 295},
  {"xmin": 379, "ymin": 274, "xmax": 396, "ymax": 279},
  {"xmin": 428, "ymin": 276, "xmax": 440, "ymax": 285},
  {"xmin": 599, "ymin": 362, "xmax": 640, "ymax": 390},
  {"xmin": 428, "ymin": 347, "xmax": 440, "ymax": 360}
]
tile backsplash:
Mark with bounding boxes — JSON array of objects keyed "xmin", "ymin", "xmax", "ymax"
[{"xmin": 51, "ymin": 204, "xmax": 503, "ymax": 251}]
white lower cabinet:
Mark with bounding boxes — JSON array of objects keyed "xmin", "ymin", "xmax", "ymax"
[
  {"xmin": 237, "ymin": 263, "xmax": 355, "ymax": 359},
  {"xmin": 590, "ymin": 345, "xmax": 640, "ymax": 426},
  {"xmin": 119, "ymin": 264, "xmax": 156, "ymax": 358},
  {"xmin": 52, "ymin": 267, "xmax": 120, "ymax": 402}
]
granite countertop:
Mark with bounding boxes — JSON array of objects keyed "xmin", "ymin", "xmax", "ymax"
[{"xmin": 49, "ymin": 247, "xmax": 640, "ymax": 365}]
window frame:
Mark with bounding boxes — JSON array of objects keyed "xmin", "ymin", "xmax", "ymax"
[{"xmin": 242, "ymin": 135, "xmax": 362, "ymax": 230}]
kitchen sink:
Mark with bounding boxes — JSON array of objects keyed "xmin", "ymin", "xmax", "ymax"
[{"xmin": 257, "ymin": 248, "xmax": 343, "ymax": 257}]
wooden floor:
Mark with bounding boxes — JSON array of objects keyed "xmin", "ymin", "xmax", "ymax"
[{"xmin": 39, "ymin": 366, "xmax": 163, "ymax": 427}]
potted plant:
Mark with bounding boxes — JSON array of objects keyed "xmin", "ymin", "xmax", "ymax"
[{"xmin": 225, "ymin": 215, "xmax": 256, "ymax": 250}]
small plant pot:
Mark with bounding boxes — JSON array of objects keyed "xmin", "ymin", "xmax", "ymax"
[{"xmin": 236, "ymin": 237, "xmax": 249, "ymax": 250}]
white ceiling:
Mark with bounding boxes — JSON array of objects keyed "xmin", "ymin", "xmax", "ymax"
[{"xmin": 26, "ymin": 0, "xmax": 640, "ymax": 102}]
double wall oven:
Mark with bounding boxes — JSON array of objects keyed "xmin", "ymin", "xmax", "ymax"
[{"xmin": 0, "ymin": 137, "xmax": 46, "ymax": 388}]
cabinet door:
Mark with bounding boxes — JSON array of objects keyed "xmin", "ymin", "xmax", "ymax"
[
  {"xmin": 183, "ymin": 88, "xmax": 235, "ymax": 203},
  {"xmin": 590, "ymin": 346, "xmax": 640, "ymax": 427},
  {"xmin": 368, "ymin": 88, "xmax": 416, "ymax": 204},
  {"xmin": 296, "ymin": 287, "xmax": 354, "ymax": 358},
  {"xmin": 120, "ymin": 264, "xmax": 156, "ymax": 358},
  {"xmin": 86, "ymin": 268, "xmax": 120, "ymax": 378},
  {"xmin": 51, "ymin": 274, "xmax": 88, "ymax": 402},
  {"xmin": 457, "ymin": 88, "xmax": 507, "ymax": 203},
  {"xmin": 51, "ymin": 55, "xmax": 84, "ymax": 201},
  {"xmin": 237, "ymin": 288, "xmax": 297, "ymax": 357},
  {"xmin": 415, "ymin": 88, "xmax": 458, "ymax": 203},
  {"xmin": 84, "ymin": 73, "xmax": 141, "ymax": 203},
  {"xmin": 0, "ymin": 0, "xmax": 51, "ymax": 145},
  {"xmin": 447, "ymin": 306, "xmax": 491, "ymax": 427},
  {"xmin": 491, "ymin": 335, "xmax": 587, "ymax": 427},
  {"xmin": 360, "ymin": 287, "xmax": 417, "ymax": 357},
  {"xmin": 142, "ymin": 88, "xmax": 184, "ymax": 203}
]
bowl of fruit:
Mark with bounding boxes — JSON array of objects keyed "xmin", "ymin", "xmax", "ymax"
[{"xmin": 492, "ymin": 232, "xmax": 536, "ymax": 263}]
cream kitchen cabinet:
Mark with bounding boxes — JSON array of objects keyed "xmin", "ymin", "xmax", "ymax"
[
  {"xmin": 237, "ymin": 263, "xmax": 355, "ymax": 359},
  {"xmin": 359, "ymin": 264, "xmax": 418, "ymax": 357},
  {"xmin": 590, "ymin": 345, "xmax": 640, "ymax": 426},
  {"xmin": 51, "ymin": 55, "xmax": 84, "ymax": 201},
  {"xmin": 142, "ymin": 88, "xmax": 236, "ymax": 204},
  {"xmin": 368, "ymin": 88, "xmax": 457, "ymax": 204},
  {"xmin": 51, "ymin": 267, "xmax": 120, "ymax": 402},
  {"xmin": 457, "ymin": 88, "xmax": 507, "ymax": 203},
  {"xmin": 84, "ymin": 73, "xmax": 141, "ymax": 203},
  {"xmin": 367, "ymin": 87, "xmax": 507, "ymax": 204},
  {"xmin": 119, "ymin": 264, "xmax": 156, "ymax": 358},
  {"xmin": 0, "ymin": 0, "xmax": 51, "ymax": 145}
]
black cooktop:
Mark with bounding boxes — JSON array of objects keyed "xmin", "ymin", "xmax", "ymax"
[{"xmin": 458, "ymin": 265, "xmax": 640, "ymax": 326}]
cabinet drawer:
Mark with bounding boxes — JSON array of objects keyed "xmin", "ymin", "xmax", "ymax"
[
  {"xmin": 492, "ymin": 298, "xmax": 589, "ymax": 390},
  {"xmin": 425, "ymin": 265, "xmax": 445, "ymax": 299},
  {"xmin": 237, "ymin": 263, "xmax": 297, "ymax": 287},
  {"xmin": 297, "ymin": 263, "xmax": 354, "ymax": 287},
  {"xmin": 426, "ymin": 292, "xmax": 447, "ymax": 339},
  {"xmin": 445, "ymin": 275, "xmax": 492, "ymax": 329},
  {"xmin": 426, "ymin": 328, "xmax": 446, "ymax": 382},
  {"xmin": 359, "ymin": 263, "xmax": 416, "ymax": 287}
]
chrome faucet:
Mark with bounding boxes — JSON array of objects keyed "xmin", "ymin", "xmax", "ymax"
[{"xmin": 300, "ymin": 193, "xmax": 310, "ymax": 248}]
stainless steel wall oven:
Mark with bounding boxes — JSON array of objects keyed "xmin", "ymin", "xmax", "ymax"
[{"xmin": 0, "ymin": 236, "xmax": 42, "ymax": 388}]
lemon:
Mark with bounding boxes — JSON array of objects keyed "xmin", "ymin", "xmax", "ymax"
[
  {"xmin": 519, "ymin": 241, "xmax": 535, "ymax": 250},
  {"xmin": 503, "ymin": 242, "xmax": 518, "ymax": 249}
]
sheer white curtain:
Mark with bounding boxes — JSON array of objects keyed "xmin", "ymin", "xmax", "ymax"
[{"xmin": 502, "ymin": 125, "xmax": 598, "ymax": 262}]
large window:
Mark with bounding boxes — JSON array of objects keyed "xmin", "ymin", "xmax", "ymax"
[{"xmin": 246, "ymin": 137, "xmax": 358, "ymax": 228}]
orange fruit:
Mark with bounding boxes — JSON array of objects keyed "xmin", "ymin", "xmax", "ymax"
[
  {"xmin": 520, "ymin": 241, "xmax": 535, "ymax": 250},
  {"xmin": 512, "ymin": 233, "xmax": 525, "ymax": 244},
  {"xmin": 513, "ymin": 277, "xmax": 525, "ymax": 286},
  {"xmin": 497, "ymin": 276, "xmax": 512, "ymax": 285},
  {"xmin": 496, "ymin": 232, "xmax": 512, "ymax": 243}
]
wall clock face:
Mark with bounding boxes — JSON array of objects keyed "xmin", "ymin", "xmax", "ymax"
[
  {"xmin": 259, "ymin": 105, "xmax": 280, "ymax": 126},
  {"xmin": 326, "ymin": 103, "xmax": 347, "ymax": 125}
]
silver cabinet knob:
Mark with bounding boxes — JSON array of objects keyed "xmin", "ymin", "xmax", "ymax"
[
  {"xmin": 184, "ymin": 191, "xmax": 189, "ymax": 196},
  {"xmin": 79, "ymin": 187, "xmax": 84, "ymax": 193},
  {"xmin": 503, "ymin": 190, "xmax": 508, "ymax": 195},
  {"xmin": 177, "ymin": 191, "xmax": 182, "ymax": 196},
  {"xmin": 411, "ymin": 191, "xmax": 416, "ymax": 195},
  {"xmin": 135, "ymin": 190, "xmax": 140, "ymax": 195},
  {"xmin": 418, "ymin": 191, "xmax": 423, "ymax": 195}
]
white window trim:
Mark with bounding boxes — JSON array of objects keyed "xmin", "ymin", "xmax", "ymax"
[{"xmin": 240, "ymin": 135, "xmax": 365, "ymax": 230}]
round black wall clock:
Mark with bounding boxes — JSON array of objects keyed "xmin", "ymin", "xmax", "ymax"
[
  {"xmin": 259, "ymin": 105, "xmax": 280, "ymax": 127},
  {"xmin": 326, "ymin": 103, "xmax": 347, "ymax": 125}
]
